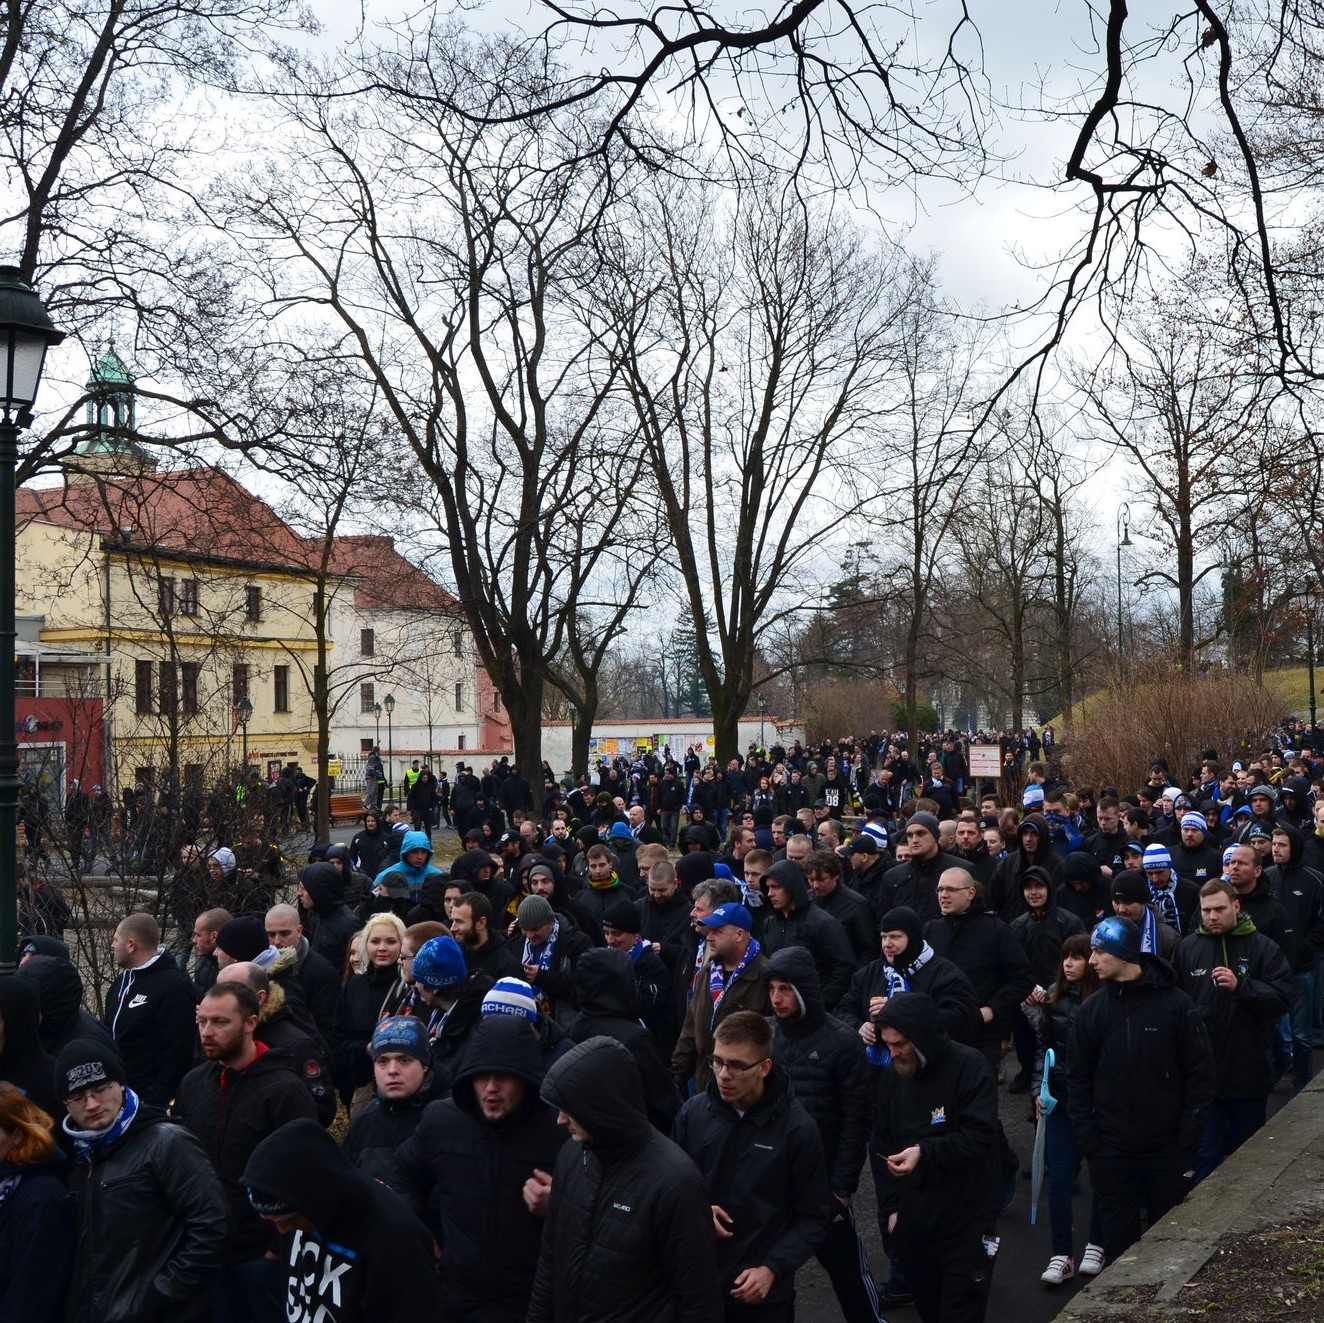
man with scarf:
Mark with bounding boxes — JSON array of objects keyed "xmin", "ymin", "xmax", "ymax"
[
  {"xmin": 600, "ymin": 898, "xmax": 674, "ymax": 1047},
  {"xmin": 58, "ymin": 1039, "xmax": 228, "ymax": 1322},
  {"xmin": 1174, "ymin": 880, "xmax": 1291, "ymax": 1180},
  {"xmin": 516, "ymin": 895, "xmax": 592, "ymax": 1029},
  {"xmin": 1141, "ymin": 843, "xmax": 1200, "ymax": 935},
  {"xmin": 671, "ymin": 902, "xmax": 771, "ymax": 1094}
]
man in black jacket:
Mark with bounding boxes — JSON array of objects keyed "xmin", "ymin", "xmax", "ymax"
[
  {"xmin": 1068, "ymin": 916, "xmax": 1216, "ymax": 1264},
  {"xmin": 873, "ymin": 993, "xmax": 1002, "ymax": 1323},
  {"xmin": 806, "ymin": 850, "xmax": 878, "ymax": 965},
  {"xmin": 673, "ymin": 1011, "xmax": 831, "ymax": 1323},
  {"xmin": 1055, "ymin": 851, "xmax": 1112, "ymax": 929},
  {"xmin": 296, "ymin": 862, "xmax": 360, "ymax": 970},
  {"xmin": 103, "ymin": 911, "xmax": 197, "ymax": 1108},
  {"xmin": 1267, "ymin": 823, "xmax": 1324, "ymax": 1091},
  {"xmin": 393, "ymin": 1016, "xmax": 565, "ymax": 1323},
  {"xmin": 767, "ymin": 948, "xmax": 880, "ymax": 1323},
  {"xmin": 1174, "ymin": 881, "xmax": 1291, "ymax": 1180},
  {"xmin": 172, "ymin": 980, "xmax": 319, "ymax": 1316},
  {"xmin": 600, "ymin": 898, "xmax": 675, "ymax": 1047},
  {"xmin": 760, "ymin": 860, "xmax": 856, "ymax": 1008},
  {"xmin": 59, "ymin": 1038, "xmax": 228, "ymax": 1323},
  {"xmin": 450, "ymin": 891, "xmax": 522, "ymax": 981},
  {"xmin": 877, "ymin": 813, "xmax": 948, "ymax": 922},
  {"xmin": 531, "ymin": 1036, "xmax": 722, "ymax": 1323},
  {"xmin": 265, "ymin": 902, "xmax": 340, "ymax": 1039},
  {"xmin": 244, "ymin": 1117, "xmax": 443, "ymax": 1322}
]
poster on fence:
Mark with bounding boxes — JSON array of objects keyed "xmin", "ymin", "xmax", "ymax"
[{"xmin": 969, "ymin": 744, "xmax": 1003, "ymax": 778}]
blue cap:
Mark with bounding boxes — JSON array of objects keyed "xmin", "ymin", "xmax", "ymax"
[
  {"xmin": 411, "ymin": 935, "xmax": 467, "ymax": 990},
  {"xmin": 607, "ymin": 821, "xmax": 633, "ymax": 842},
  {"xmin": 1091, "ymin": 916, "xmax": 1141, "ymax": 962},
  {"xmin": 370, "ymin": 1015, "xmax": 431, "ymax": 1062},
  {"xmin": 697, "ymin": 902, "xmax": 753, "ymax": 932}
]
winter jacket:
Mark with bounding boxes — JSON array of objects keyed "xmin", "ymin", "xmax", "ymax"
[
  {"xmin": 759, "ymin": 862, "xmax": 857, "ymax": 1007},
  {"xmin": 1174, "ymin": 918, "xmax": 1292, "ymax": 1097},
  {"xmin": 530, "ymin": 1037, "xmax": 723, "ymax": 1323},
  {"xmin": 253, "ymin": 980, "xmax": 336, "ymax": 1127},
  {"xmin": 876, "ymin": 850, "xmax": 949, "ymax": 923},
  {"xmin": 1055, "ymin": 878, "xmax": 1112, "ymax": 930},
  {"xmin": 0, "ymin": 975, "xmax": 57, "ymax": 1118},
  {"xmin": 1266, "ymin": 823, "xmax": 1324, "ymax": 971},
  {"xmin": 567, "ymin": 949, "xmax": 682, "ymax": 1131},
  {"xmin": 16, "ymin": 956, "xmax": 113, "ymax": 1059},
  {"xmin": 373, "ymin": 829, "xmax": 443, "ymax": 900},
  {"xmin": 343, "ymin": 1067, "xmax": 450, "ymax": 1187},
  {"xmin": 1170, "ymin": 842, "xmax": 1222, "ymax": 888},
  {"xmin": 289, "ymin": 936, "xmax": 340, "ymax": 1040},
  {"xmin": 812, "ymin": 881, "xmax": 878, "ymax": 965},
  {"xmin": 1232, "ymin": 877, "xmax": 1294, "ymax": 961},
  {"xmin": 428, "ymin": 973, "xmax": 494, "ymax": 1072},
  {"xmin": 243, "ymin": 1118, "xmax": 443, "ymax": 1322},
  {"xmin": 172, "ymin": 1042, "xmax": 319, "ymax": 1262},
  {"xmin": 988, "ymin": 820, "xmax": 1062, "ymax": 921},
  {"xmin": 673, "ymin": 1062, "xmax": 832, "ymax": 1301},
  {"xmin": 102, "ymin": 951, "xmax": 198, "ymax": 1108},
  {"xmin": 672, "ymin": 947, "xmax": 771, "ymax": 1093},
  {"xmin": 520, "ymin": 920, "xmax": 594, "ymax": 1027},
  {"xmin": 66, "ymin": 1107, "xmax": 228, "ymax": 1323},
  {"xmin": 1088, "ymin": 827, "xmax": 1130, "ymax": 876},
  {"xmin": 872, "ymin": 992, "xmax": 1002, "ymax": 1233},
  {"xmin": 301, "ymin": 864, "xmax": 360, "ymax": 970},
  {"xmin": 1038, "ymin": 981, "xmax": 1095, "ymax": 1104},
  {"xmin": 464, "ymin": 932, "xmax": 522, "ymax": 983},
  {"xmin": 332, "ymin": 963, "xmax": 406, "ymax": 1097},
  {"xmin": 1067, "ymin": 957, "xmax": 1215, "ymax": 1162},
  {"xmin": 766, "ymin": 947, "xmax": 872, "ymax": 1196},
  {"xmin": 635, "ymin": 892, "xmax": 694, "ymax": 971},
  {"xmin": 1010, "ymin": 903, "xmax": 1085, "ymax": 989},
  {"xmin": 923, "ymin": 898, "xmax": 1034, "ymax": 1034},
  {"xmin": 393, "ymin": 1018, "xmax": 565, "ymax": 1323},
  {"xmin": 835, "ymin": 949, "xmax": 982, "ymax": 1047},
  {"xmin": 0, "ymin": 1151, "xmax": 71, "ymax": 1323},
  {"xmin": 349, "ymin": 822, "xmax": 395, "ymax": 880}
]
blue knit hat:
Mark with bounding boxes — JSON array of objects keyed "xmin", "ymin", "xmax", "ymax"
[
  {"xmin": 1091, "ymin": 915, "xmax": 1141, "ymax": 962},
  {"xmin": 1141, "ymin": 843, "xmax": 1172, "ymax": 871},
  {"xmin": 481, "ymin": 977, "xmax": 539, "ymax": 1024},
  {"xmin": 1180, "ymin": 812, "xmax": 1207, "ymax": 834},
  {"xmin": 1022, "ymin": 784, "xmax": 1045, "ymax": 808},
  {"xmin": 370, "ymin": 1015, "xmax": 431, "ymax": 1063},
  {"xmin": 411, "ymin": 935, "xmax": 467, "ymax": 990}
]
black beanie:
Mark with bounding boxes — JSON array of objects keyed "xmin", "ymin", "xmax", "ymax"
[
  {"xmin": 878, "ymin": 905, "xmax": 924, "ymax": 954},
  {"xmin": 55, "ymin": 1038, "xmax": 127, "ymax": 1102},
  {"xmin": 600, "ymin": 898, "xmax": 642, "ymax": 934},
  {"xmin": 1110, "ymin": 869, "xmax": 1151, "ymax": 904},
  {"xmin": 217, "ymin": 916, "xmax": 268, "ymax": 963}
]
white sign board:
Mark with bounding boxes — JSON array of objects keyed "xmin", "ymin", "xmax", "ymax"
[{"xmin": 969, "ymin": 744, "xmax": 1003, "ymax": 779}]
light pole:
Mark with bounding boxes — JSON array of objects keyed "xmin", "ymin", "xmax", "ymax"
[
  {"xmin": 1116, "ymin": 503, "xmax": 1132, "ymax": 680},
  {"xmin": 373, "ymin": 701, "xmax": 382, "ymax": 752},
  {"xmin": 235, "ymin": 695, "xmax": 253, "ymax": 769},
  {"xmin": 0, "ymin": 267, "xmax": 64, "ymax": 971},
  {"xmin": 757, "ymin": 692, "xmax": 766, "ymax": 749},
  {"xmin": 384, "ymin": 692, "xmax": 395, "ymax": 802}
]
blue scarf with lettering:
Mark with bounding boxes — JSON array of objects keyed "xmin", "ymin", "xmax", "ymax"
[
  {"xmin": 521, "ymin": 918, "xmax": 560, "ymax": 1009},
  {"xmin": 708, "ymin": 936, "xmax": 761, "ymax": 1026},
  {"xmin": 63, "ymin": 1087, "xmax": 141, "ymax": 1161}
]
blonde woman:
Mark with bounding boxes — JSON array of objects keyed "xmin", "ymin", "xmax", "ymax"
[{"xmin": 333, "ymin": 913, "xmax": 409, "ymax": 1115}]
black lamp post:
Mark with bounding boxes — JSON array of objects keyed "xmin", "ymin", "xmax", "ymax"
[
  {"xmin": 384, "ymin": 692, "xmax": 395, "ymax": 799},
  {"xmin": 0, "ymin": 266, "xmax": 64, "ymax": 971},
  {"xmin": 1116, "ymin": 503, "xmax": 1132, "ymax": 681},
  {"xmin": 235, "ymin": 695, "xmax": 253, "ymax": 769},
  {"xmin": 373, "ymin": 701, "xmax": 382, "ymax": 752}
]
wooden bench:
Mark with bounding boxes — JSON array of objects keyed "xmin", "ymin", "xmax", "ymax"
[{"xmin": 329, "ymin": 793, "xmax": 367, "ymax": 825}]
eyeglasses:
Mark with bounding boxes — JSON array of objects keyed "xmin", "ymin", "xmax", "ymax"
[
  {"xmin": 936, "ymin": 884, "xmax": 972, "ymax": 894},
  {"xmin": 709, "ymin": 1055, "xmax": 768, "ymax": 1076}
]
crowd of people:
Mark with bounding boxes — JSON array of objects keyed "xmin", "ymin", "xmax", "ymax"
[{"xmin": 0, "ymin": 728, "xmax": 1319, "ymax": 1323}]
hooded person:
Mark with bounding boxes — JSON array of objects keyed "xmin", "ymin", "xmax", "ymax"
[
  {"xmin": 372, "ymin": 830, "xmax": 444, "ymax": 917},
  {"xmin": 759, "ymin": 860, "xmax": 857, "ymax": 1008},
  {"xmin": 17, "ymin": 934, "xmax": 70, "ymax": 963},
  {"xmin": 1276, "ymin": 775, "xmax": 1314, "ymax": 831},
  {"xmin": 989, "ymin": 812, "xmax": 1063, "ymax": 922},
  {"xmin": 1055, "ymin": 851, "xmax": 1112, "ymax": 928},
  {"xmin": 0, "ymin": 976, "xmax": 58, "ymax": 1120},
  {"xmin": 16, "ymin": 954, "xmax": 115, "ymax": 1058},
  {"xmin": 565, "ymin": 949, "xmax": 682, "ymax": 1132},
  {"xmin": 451, "ymin": 847, "xmax": 515, "ymax": 918},
  {"xmin": 674, "ymin": 849, "xmax": 717, "ymax": 897},
  {"xmin": 604, "ymin": 820, "xmax": 641, "ymax": 892},
  {"xmin": 297, "ymin": 862, "xmax": 360, "ymax": 970},
  {"xmin": 392, "ymin": 1016, "xmax": 567, "ymax": 1323},
  {"xmin": 1266, "ymin": 821, "xmax": 1324, "ymax": 1091},
  {"xmin": 323, "ymin": 844, "xmax": 373, "ymax": 920},
  {"xmin": 1010, "ymin": 866, "xmax": 1086, "ymax": 990},
  {"xmin": 348, "ymin": 808, "xmax": 395, "ymax": 881},
  {"xmin": 529, "ymin": 1036, "xmax": 723, "ymax": 1323},
  {"xmin": 242, "ymin": 1117, "xmax": 443, "ymax": 1322},
  {"xmin": 872, "ymin": 992, "xmax": 1003, "ymax": 1323}
]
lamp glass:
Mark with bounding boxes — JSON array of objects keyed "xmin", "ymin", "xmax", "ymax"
[
  {"xmin": 0, "ymin": 329, "xmax": 49, "ymax": 415},
  {"xmin": 384, "ymin": 693, "xmax": 395, "ymax": 714}
]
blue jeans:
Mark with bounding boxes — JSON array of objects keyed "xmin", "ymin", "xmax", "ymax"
[
  {"xmin": 1045, "ymin": 1106, "xmax": 1103, "ymax": 1257},
  {"xmin": 1196, "ymin": 1095, "xmax": 1266, "ymax": 1183},
  {"xmin": 1288, "ymin": 971, "xmax": 1316, "ymax": 1092}
]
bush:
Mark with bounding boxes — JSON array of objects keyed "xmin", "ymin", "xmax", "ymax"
[
  {"xmin": 1061, "ymin": 677, "xmax": 1286, "ymax": 792},
  {"xmin": 892, "ymin": 698, "xmax": 939, "ymax": 733}
]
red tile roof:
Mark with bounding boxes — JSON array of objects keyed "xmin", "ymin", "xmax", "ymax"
[{"xmin": 317, "ymin": 534, "xmax": 458, "ymax": 611}]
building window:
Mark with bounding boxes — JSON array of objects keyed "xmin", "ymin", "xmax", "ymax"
[
  {"xmin": 179, "ymin": 579, "xmax": 199, "ymax": 616},
  {"xmin": 135, "ymin": 659, "xmax": 153, "ymax": 714},
  {"xmin": 158, "ymin": 576, "xmax": 176, "ymax": 616},
  {"xmin": 232, "ymin": 663, "xmax": 250, "ymax": 705},
  {"xmin": 360, "ymin": 682, "xmax": 375, "ymax": 714},
  {"xmin": 452, "ymin": 628, "xmax": 463, "ymax": 657},
  {"xmin": 360, "ymin": 628, "xmax": 375, "ymax": 657},
  {"xmin": 245, "ymin": 586, "xmax": 262, "ymax": 622},
  {"xmin": 492, "ymin": 691, "xmax": 501, "ymax": 712},
  {"xmin": 454, "ymin": 681, "xmax": 463, "ymax": 712},
  {"xmin": 158, "ymin": 662, "xmax": 177, "ymax": 713},
  {"xmin": 457, "ymin": 732, "xmax": 466, "ymax": 749},
  {"xmin": 274, "ymin": 665, "xmax": 290, "ymax": 713},
  {"xmin": 182, "ymin": 662, "xmax": 200, "ymax": 716}
]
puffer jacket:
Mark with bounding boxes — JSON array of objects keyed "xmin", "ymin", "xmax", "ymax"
[
  {"xmin": 332, "ymin": 962, "xmax": 407, "ymax": 1097},
  {"xmin": 1009, "ymin": 897, "xmax": 1085, "ymax": 989},
  {"xmin": 766, "ymin": 947, "xmax": 871, "ymax": 1196},
  {"xmin": 529, "ymin": 1037, "xmax": 723, "ymax": 1323},
  {"xmin": 0, "ymin": 1149, "xmax": 70, "ymax": 1323},
  {"xmin": 673, "ymin": 1058, "xmax": 831, "ymax": 1302},
  {"xmin": 393, "ymin": 1018, "xmax": 565, "ymax": 1323},
  {"xmin": 66, "ymin": 1107, "xmax": 228, "ymax": 1323},
  {"xmin": 344, "ymin": 1068, "xmax": 451, "ymax": 1187},
  {"xmin": 923, "ymin": 896, "xmax": 1034, "ymax": 1035},
  {"xmin": 759, "ymin": 862, "xmax": 857, "ymax": 1007}
]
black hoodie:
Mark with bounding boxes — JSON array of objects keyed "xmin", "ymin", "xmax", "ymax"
[
  {"xmin": 1055, "ymin": 850, "xmax": 1113, "ymax": 928},
  {"xmin": 300, "ymin": 863, "xmax": 359, "ymax": 969},
  {"xmin": 0, "ymin": 976, "xmax": 57, "ymax": 1119},
  {"xmin": 530, "ymin": 1037, "xmax": 723, "ymax": 1323},
  {"xmin": 759, "ymin": 861, "xmax": 857, "ymax": 1007},
  {"xmin": 873, "ymin": 992, "xmax": 1002, "ymax": 1232},
  {"xmin": 243, "ymin": 1118, "xmax": 443, "ymax": 1322},
  {"xmin": 16, "ymin": 955, "xmax": 114, "ymax": 1058},
  {"xmin": 1265, "ymin": 822, "xmax": 1324, "ymax": 971},
  {"xmin": 393, "ymin": 1017, "xmax": 566, "ymax": 1323}
]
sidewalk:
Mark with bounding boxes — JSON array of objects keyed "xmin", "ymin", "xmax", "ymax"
[{"xmin": 1055, "ymin": 1075, "xmax": 1324, "ymax": 1321}]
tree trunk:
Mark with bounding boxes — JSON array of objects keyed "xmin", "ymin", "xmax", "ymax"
[
  {"xmin": 506, "ymin": 673, "xmax": 545, "ymax": 777},
  {"xmin": 711, "ymin": 691, "xmax": 743, "ymax": 767}
]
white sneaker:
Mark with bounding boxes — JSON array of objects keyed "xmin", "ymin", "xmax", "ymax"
[
  {"xmin": 1041, "ymin": 1255, "xmax": 1075, "ymax": 1286},
  {"xmin": 1079, "ymin": 1243, "xmax": 1105, "ymax": 1276}
]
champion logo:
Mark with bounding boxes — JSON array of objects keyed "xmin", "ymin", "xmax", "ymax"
[{"xmin": 127, "ymin": 994, "xmax": 147, "ymax": 1009}]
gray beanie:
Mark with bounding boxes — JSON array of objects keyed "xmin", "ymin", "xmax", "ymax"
[
  {"xmin": 908, "ymin": 811, "xmax": 941, "ymax": 841},
  {"xmin": 516, "ymin": 895, "xmax": 555, "ymax": 928}
]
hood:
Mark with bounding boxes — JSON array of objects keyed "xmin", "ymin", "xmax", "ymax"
[
  {"xmin": 0, "ymin": 975, "xmax": 45, "ymax": 1068},
  {"xmin": 1282, "ymin": 776, "xmax": 1312, "ymax": 809},
  {"xmin": 765, "ymin": 859, "xmax": 810, "ymax": 908},
  {"xmin": 416, "ymin": 875, "xmax": 451, "ymax": 910},
  {"xmin": 675, "ymin": 851, "xmax": 715, "ymax": 893},
  {"xmin": 574, "ymin": 948, "xmax": 641, "ymax": 1020},
  {"xmin": 877, "ymin": 991, "xmax": 950, "ymax": 1067},
  {"xmin": 1063, "ymin": 851, "xmax": 1103, "ymax": 887},
  {"xmin": 452, "ymin": 1016, "xmax": 546, "ymax": 1121},
  {"xmin": 1019, "ymin": 813, "xmax": 1051, "ymax": 848},
  {"xmin": 451, "ymin": 849, "xmax": 495, "ymax": 883},
  {"xmin": 19, "ymin": 935, "xmax": 70, "ymax": 962},
  {"xmin": 878, "ymin": 906, "xmax": 923, "ymax": 961},
  {"xmin": 16, "ymin": 954, "xmax": 84, "ymax": 1040},
  {"xmin": 765, "ymin": 945, "xmax": 825, "ymax": 1023},
  {"xmin": 1276, "ymin": 821, "xmax": 1304, "ymax": 867},
  {"xmin": 540, "ymin": 1035, "xmax": 652, "ymax": 1160},
  {"xmin": 297, "ymin": 862, "xmax": 345, "ymax": 910},
  {"xmin": 243, "ymin": 1117, "xmax": 366, "ymax": 1228},
  {"xmin": 398, "ymin": 830, "xmax": 434, "ymax": 862}
]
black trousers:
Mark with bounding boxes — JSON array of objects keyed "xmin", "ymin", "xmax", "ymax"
[
  {"xmin": 892, "ymin": 1222, "xmax": 993, "ymax": 1323},
  {"xmin": 817, "ymin": 1204, "xmax": 883, "ymax": 1323},
  {"xmin": 724, "ymin": 1296, "xmax": 795, "ymax": 1323},
  {"xmin": 1089, "ymin": 1158, "xmax": 1193, "ymax": 1262}
]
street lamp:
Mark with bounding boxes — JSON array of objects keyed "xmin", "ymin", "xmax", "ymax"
[
  {"xmin": 384, "ymin": 693, "xmax": 395, "ymax": 799},
  {"xmin": 757, "ymin": 692, "xmax": 766, "ymax": 749},
  {"xmin": 373, "ymin": 701, "xmax": 382, "ymax": 752},
  {"xmin": 235, "ymin": 695, "xmax": 253, "ymax": 769},
  {"xmin": 0, "ymin": 266, "xmax": 64, "ymax": 971},
  {"xmin": 1116, "ymin": 503, "xmax": 1133, "ymax": 681}
]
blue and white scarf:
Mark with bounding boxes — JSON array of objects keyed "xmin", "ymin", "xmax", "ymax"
[
  {"xmin": 63, "ymin": 1087, "xmax": 140, "ymax": 1161},
  {"xmin": 521, "ymin": 918, "xmax": 560, "ymax": 1007},
  {"xmin": 1137, "ymin": 905, "xmax": 1162, "ymax": 956},
  {"xmin": 627, "ymin": 936, "xmax": 649, "ymax": 965},
  {"xmin": 708, "ymin": 936, "xmax": 761, "ymax": 1026},
  {"xmin": 1150, "ymin": 884, "xmax": 1181, "ymax": 933}
]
